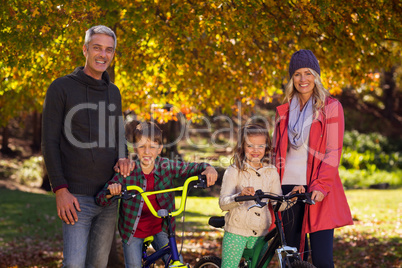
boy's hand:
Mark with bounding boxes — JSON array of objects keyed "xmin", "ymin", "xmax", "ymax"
[
  {"xmin": 114, "ymin": 158, "xmax": 135, "ymax": 177},
  {"xmin": 106, "ymin": 183, "xmax": 122, "ymax": 199},
  {"xmin": 201, "ymin": 166, "xmax": 218, "ymax": 187}
]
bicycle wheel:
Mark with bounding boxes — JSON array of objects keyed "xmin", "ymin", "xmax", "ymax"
[
  {"xmin": 194, "ymin": 256, "xmax": 221, "ymax": 268},
  {"xmin": 289, "ymin": 260, "xmax": 316, "ymax": 268}
]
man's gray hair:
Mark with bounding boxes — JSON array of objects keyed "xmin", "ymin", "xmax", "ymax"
[{"xmin": 84, "ymin": 25, "xmax": 117, "ymax": 49}]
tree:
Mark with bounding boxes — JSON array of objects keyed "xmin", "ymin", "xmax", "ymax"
[{"xmin": 1, "ymin": 0, "xmax": 401, "ymax": 126}]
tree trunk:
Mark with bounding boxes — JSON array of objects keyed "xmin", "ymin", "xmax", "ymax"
[
  {"xmin": 159, "ymin": 119, "xmax": 182, "ymax": 161},
  {"xmin": 0, "ymin": 124, "xmax": 12, "ymax": 154},
  {"xmin": 382, "ymin": 67, "xmax": 397, "ymax": 121},
  {"xmin": 31, "ymin": 112, "xmax": 42, "ymax": 153}
]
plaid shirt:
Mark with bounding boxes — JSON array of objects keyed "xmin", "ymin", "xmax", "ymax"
[{"xmin": 96, "ymin": 156, "xmax": 210, "ymax": 244}]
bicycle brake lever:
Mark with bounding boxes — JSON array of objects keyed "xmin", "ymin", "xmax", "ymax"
[
  {"xmin": 194, "ymin": 175, "xmax": 207, "ymax": 189},
  {"xmin": 303, "ymin": 192, "xmax": 315, "ymax": 205},
  {"xmin": 254, "ymin": 189, "xmax": 267, "ymax": 208},
  {"xmin": 248, "ymin": 203, "xmax": 264, "ymax": 211},
  {"xmin": 116, "ymin": 185, "xmax": 137, "ymax": 201}
]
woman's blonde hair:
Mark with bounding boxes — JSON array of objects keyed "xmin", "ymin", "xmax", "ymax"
[{"xmin": 284, "ymin": 68, "xmax": 330, "ymax": 118}]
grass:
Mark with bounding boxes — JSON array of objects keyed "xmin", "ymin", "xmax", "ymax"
[
  {"xmin": 334, "ymin": 189, "xmax": 402, "ymax": 267},
  {"xmin": 0, "ymin": 188, "xmax": 61, "ymax": 245},
  {"xmin": 1, "ymin": 188, "xmax": 401, "ymax": 242},
  {"xmin": 175, "ymin": 196, "xmax": 225, "ymax": 232},
  {"xmin": 1, "ymin": 188, "xmax": 401, "ymax": 267},
  {"xmin": 342, "ymin": 189, "xmax": 402, "ymax": 237},
  {"xmin": 0, "ymin": 188, "xmax": 63, "ymax": 267}
]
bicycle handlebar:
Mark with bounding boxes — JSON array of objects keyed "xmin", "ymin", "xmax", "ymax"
[
  {"xmin": 234, "ymin": 190, "xmax": 315, "ymax": 206},
  {"xmin": 107, "ymin": 175, "xmax": 208, "ymax": 218}
]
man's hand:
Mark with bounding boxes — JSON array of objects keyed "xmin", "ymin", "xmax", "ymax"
[
  {"xmin": 201, "ymin": 166, "xmax": 218, "ymax": 187},
  {"xmin": 55, "ymin": 188, "xmax": 81, "ymax": 225},
  {"xmin": 114, "ymin": 158, "xmax": 135, "ymax": 177}
]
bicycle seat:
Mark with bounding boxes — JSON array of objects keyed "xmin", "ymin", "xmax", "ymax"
[
  {"xmin": 208, "ymin": 216, "xmax": 225, "ymax": 228},
  {"xmin": 143, "ymin": 236, "xmax": 154, "ymax": 247}
]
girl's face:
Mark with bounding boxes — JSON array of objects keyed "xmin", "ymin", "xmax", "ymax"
[{"xmin": 244, "ymin": 135, "xmax": 267, "ymax": 168}]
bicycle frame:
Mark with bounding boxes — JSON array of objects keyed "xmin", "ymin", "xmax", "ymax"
[
  {"xmin": 255, "ymin": 200, "xmax": 298, "ymax": 268},
  {"xmin": 235, "ymin": 191, "xmax": 314, "ymax": 268},
  {"xmin": 115, "ymin": 175, "xmax": 207, "ymax": 268}
]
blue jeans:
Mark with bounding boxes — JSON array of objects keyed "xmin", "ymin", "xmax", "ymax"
[
  {"xmin": 123, "ymin": 231, "xmax": 183, "ymax": 268},
  {"xmin": 62, "ymin": 194, "xmax": 118, "ymax": 268}
]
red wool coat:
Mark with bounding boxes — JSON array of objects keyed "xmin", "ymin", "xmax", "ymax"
[{"xmin": 273, "ymin": 97, "xmax": 353, "ymax": 250}]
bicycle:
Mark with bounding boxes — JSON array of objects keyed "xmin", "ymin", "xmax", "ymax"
[
  {"xmin": 109, "ymin": 174, "xmax": 208, "ymax": 268},
  {"xmin": 195, "ymin": 190, "xmax": 316, "ymax": 268}
]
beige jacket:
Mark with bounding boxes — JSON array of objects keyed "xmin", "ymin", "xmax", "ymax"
[{"xmin": 219, "ymin": 163, "xmax": 289, "ymax": 237}]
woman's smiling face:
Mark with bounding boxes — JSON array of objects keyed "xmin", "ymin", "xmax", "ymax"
[{"xmin": 293, "ymin": 68, "xmax": 316, "ymax": 101}]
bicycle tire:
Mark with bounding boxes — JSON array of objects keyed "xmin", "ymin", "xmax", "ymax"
[
  {"xmin": 289, "ymin": 260, "xmax": 316, "ymax": 268},
  {"xmin": 194, "ymin": 256, "xmax": 221, "ymax": 268}
]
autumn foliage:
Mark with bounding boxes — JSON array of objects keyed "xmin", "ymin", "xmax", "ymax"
[{"xmin": 1, "ymin": 1, "xmax": 401, "ymax": 126}]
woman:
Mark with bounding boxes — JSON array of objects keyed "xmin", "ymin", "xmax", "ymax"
[{"xmin": 273, "ymin": 49, "xmax": 353, "ymax": 267}]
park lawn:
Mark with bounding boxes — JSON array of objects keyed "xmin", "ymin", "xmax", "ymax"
[
  {"xmin": 0, "ymin": 188, "xmax": 61, "ymax": 245},
  {"xmin": 0, "ymin": 188, "xmax": 63, "ymax": 267},
  {"xmin": 0, "ymin": 188, "xmax": 401, "ymax": 267},
  {"xmin": 333, "ymin": 189, "xmax": 402, "ymax": 267}
]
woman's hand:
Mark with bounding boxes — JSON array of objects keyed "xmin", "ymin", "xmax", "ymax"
[
  {"xmin": 106, "ymin": 183, "xmax": 122, "ymax": 199},
  {"xmin": 311, "ymin": 190, "xmax": 324, "ymax": 202},
  {"xmin": 287, "ymin": 185, "xmax": 305, "ymax": 202},
  {"xmin": 291, "ymin": 185, "xmax": 305, "ymax": 194},
  {"xmin": 240, "ymin": 186, "xmax": 255, "ymax": 196}
]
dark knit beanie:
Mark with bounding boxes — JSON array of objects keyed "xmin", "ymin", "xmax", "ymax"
[{"xmin": 288, "ymin": 49, "xmax": 320, "ymax": 78}]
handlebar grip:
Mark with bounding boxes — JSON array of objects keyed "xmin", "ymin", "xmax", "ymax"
[
  {"xmin": 234, "ymin": 195, "xmax": 255, "ymax": 202},
  {"xmin": 195, "ymin": 174, "xmax": 208, "ymax": 189},
  {"xmin": 105, "ymin": 189, "xmax": 122, "ymax": 201},
  {"xmin": 304, "ymin": 192, "xmax": 315, "ymax": 205}
]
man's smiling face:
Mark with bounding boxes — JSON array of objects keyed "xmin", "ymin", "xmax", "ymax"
[{"xmin": 82, "ymin": 33, "xmax": 115, "ymax": 80}]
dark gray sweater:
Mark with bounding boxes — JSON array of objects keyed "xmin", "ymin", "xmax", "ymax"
[{"xmin": 42, "ymin": 67, "xmax": 126, "ymax": 196}]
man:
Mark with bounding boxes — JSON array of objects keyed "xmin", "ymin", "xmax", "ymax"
[{"xmin": 42, "ymin": 25, "xmax": 132, "ymax": 267}]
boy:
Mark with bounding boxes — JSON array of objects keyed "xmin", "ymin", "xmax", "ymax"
[{"xmin": 96, "ymin": 121, "xmax": 218, "ymax": 267}]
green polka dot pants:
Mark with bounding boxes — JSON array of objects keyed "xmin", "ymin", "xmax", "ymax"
[{"xmin": 221, "ymin": 231, "xmax": 260, "ymax": 268}]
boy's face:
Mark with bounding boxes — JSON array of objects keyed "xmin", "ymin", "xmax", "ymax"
[{"xmin": 134, "ymin": 137, "xmax": 163, "ymax": 169}]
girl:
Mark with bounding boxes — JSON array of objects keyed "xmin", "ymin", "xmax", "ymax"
[{"xmin": 219, "ymin": 124, "xmax": 303, "ymax": 268}]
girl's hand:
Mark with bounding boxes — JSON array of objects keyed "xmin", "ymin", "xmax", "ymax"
[
  {"xmin": 311, "ymin": 190, "xmax": 324, "ymax": 202},
  {"xmin": 106, "ymin": 183, "xmax": 122, "ymax": 199},
  {"xmin": 240, "ymin": 186, "xmax": 255, "ymax": 196}
]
